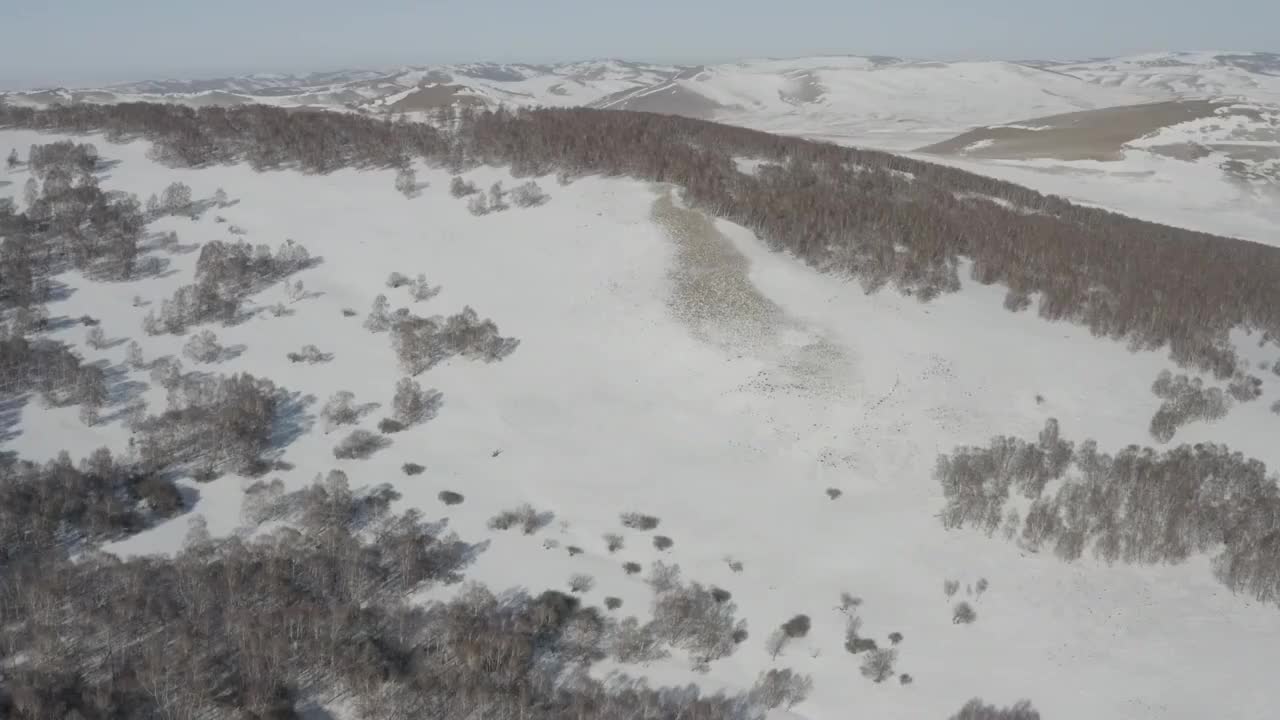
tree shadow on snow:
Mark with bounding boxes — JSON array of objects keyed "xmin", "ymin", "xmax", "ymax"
[
  {"xmin": 270, "ymin": 391, "xmax": 317, "ymax": 458},
  {"xmin": 0, "ymin": 394, "xmax": 29, "ymax": 443}
]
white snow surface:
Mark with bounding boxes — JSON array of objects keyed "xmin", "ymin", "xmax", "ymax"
[{"xmin": 4, "ymin": 129, "xmax": 1280, "ymax": 720}]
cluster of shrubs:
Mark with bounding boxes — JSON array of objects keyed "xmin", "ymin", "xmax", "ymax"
[
  {"xmin": 463, "ymin": 179, "xmax": 549, "ymax": 214},
  {"xmin": 1149, "ymin": 369, "xmax": 1233, "ymax": 443},
  {"xmin": 488, "ymin": 503, "xmax": 554, "ymax": 534},
  {"xmin": 939, "ymin": 418, "xmax": 1280, "ymax": 606},
  {"xmin": 132, "ymin": 371, "xmax": 284, "ymax": 474},
  {"xmin": 7, "ymin": 141, "xmax": 147, "ymax": 284},
  {"xmin": 143, "ymin": 239, "xmax": 313, "ymax": 334}
]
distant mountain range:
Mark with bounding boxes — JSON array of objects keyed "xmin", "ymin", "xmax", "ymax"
[{"xmin": 4, "ymin": 51, "xmax": 1277, "ymax": 155}]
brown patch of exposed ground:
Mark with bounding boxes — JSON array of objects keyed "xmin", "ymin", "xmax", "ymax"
[
  {"xmin": 917, "ymin": 100, "xmax": 1225, "ymax": 161},
  {"xmin": 387, "ymin": 85, "xmax": 486, "ymax": 113}
]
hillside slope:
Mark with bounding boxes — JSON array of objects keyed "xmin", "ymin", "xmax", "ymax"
[{"xmin": 3, "ymin": 105, "xmax": 1280, "ymax": 719}]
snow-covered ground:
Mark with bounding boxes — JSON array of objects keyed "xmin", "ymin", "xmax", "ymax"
[{"xmin": 3, "ymin": 128, "xmax": 1280, "ymax": 720}]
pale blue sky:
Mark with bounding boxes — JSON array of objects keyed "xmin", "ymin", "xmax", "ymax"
[{"xmin": 2, "ymin": 0, "xmax": 1276, "ymax": 88}]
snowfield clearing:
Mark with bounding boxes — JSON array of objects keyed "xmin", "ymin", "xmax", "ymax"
[{"xmin": 3, "ymin": 128, "xmax": 1280, "ymax": 720}]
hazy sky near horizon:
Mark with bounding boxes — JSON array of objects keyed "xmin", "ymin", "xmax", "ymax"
[{"xmin": 2, "ymin": 0, "xmax": 1276, "ymax": 88}]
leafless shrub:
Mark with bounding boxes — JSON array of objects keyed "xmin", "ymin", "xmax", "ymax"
[
  {"xmin": 402, "ymin": 462, "xmax": 425, "ymax": 476},
  {"xmin": 623, "ymin": 561, "xmax": 642, "ymax": 575},
  {"xmin": 839, "ymin": 592, "xmax": 863, "ymax": 612},
  {"xmin": 386, "ymin": 272, "xmax": 410, "ymax": 288},
  {"xmin": 438, "ymin": 490, "xmax": 464, "ymax": 505},
  {"xmin": 377, "ymin": 418, "xmax": 405, "ymax": 434},
  {"xmin": 568, "ymin": 573, "xmax": 594, "ymax": 593},
  {"xmin": 621, "ymin": 512, "xmax": 660, "ymax": 530},
  {"xmin": 653, "ymin": 535, "xmax": 674, "ymax": 551},
  {"xmin": 510, "ymin": 180, "xmax": 549, "ymax": 208},
  {"xmin": 567, "ymin": 545, "xmax": 584, "ymax": 556},
  {"xmin": 287, "ymin": 344, "xmax": 332, "ymax": 363},
  {"xmin": 975, "ymin": 578, "xmax": 989, "ymax": 598},
  {"xmin": 899, "ymin": 673, "xmax": 914, "ymax": 685},
  {"xmin": 604, "ymin": 533, "xmax": 624, "ymax": 553},
  {"xmin": 332, "ymin": 429, "xmax": 390, "ymax": 460},
  {"xmin": 889, "ymin": 631, "xmax": 903, "ymax": 645},
  {"xmin": 949, "ymin": 698, "xmax": 1041, "ymax": 720},
  {"xmin": 944, "ymin": 579, "xmax": 960, "ymax": 598},
  {"xmin": 781, "ymin": 614, "xmax": 811, "ymax": 638},
  {"xmin": 952, "ymin": 601, "xmax": 977, "ymax": 624},
  {"xmin": 826, "ymin": 487, "xmax": 843, "ymax": 499},
  {"xmin": 341, "ymin": 308, "xmax": 357, "ymax": 317},
  {"xmin": 487, "ymin": 504, "xmax": 552, "ymax": 534},
  {"xmin": 408, "ymin": 274, "xmax": 441, "ymax": 302},
  {"xmin": 605, "ymin": 597, "xmax": 623, "ymax": 611},
  {"xmin": 449, "ymin": 176, "xmax": 478, "ymax": 197}
]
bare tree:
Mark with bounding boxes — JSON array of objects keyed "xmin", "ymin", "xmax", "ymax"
[
  {"xmin": 126, "ymin": 340, "xmax": 147, "ymax": 369},
  {"xmin": 467, "ymin": 193, "xmax": 490, "ymax": 216},
  {"xmin": 488, "ymin": 181, "xmax": 509, "ymax": 211},
  {"xmin": 393, "ymin": 377, "xmax": 439, "ymax": 425},
  {"xmin": 182, "ymin": 329, "xmax": 223, "ymax": 363},
  {"xmin": 944, "ymin": 579, "xmax": 960, "ymax": 599},
  {"xmin": 364, "ymin": 294, "xmax": 391, "ymax": 332},
  {"xmin": 394, "ymin": 166, "xmax": 418, "ymax": 198},
  {"xmin": 86, "ymin": 326, "xmax": 107, "ymax": 350},
  {"xmin": 860, "ymin": 648, "xmax": 897, "ymax": 683},
  {"xmin": 321, "ymin": 390, "xmax": 362, "ymax": 431}
]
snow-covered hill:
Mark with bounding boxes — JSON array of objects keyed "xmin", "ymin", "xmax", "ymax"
[
  {"xmin": 4, "ymin": 122, "xmax": 1280, "ymax": 720},
  {"xmin": 1051, "ymin": 51, "xmax": 1280, "ymax": 105}
]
